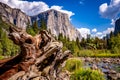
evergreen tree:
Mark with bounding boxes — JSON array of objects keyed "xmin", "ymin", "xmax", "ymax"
[
  {"xmin": 40, "ymin": 18, "xmax": 47, "ymax": 31},
  {"xmin": 76, "ymin": 37, "xmax": 81, "ymax": 49},
  {"xmin": 58, "ymin": 33, "xmax": 63, "ymax": 41},
  {"xmin": 80, "ymin": 38, "xmax": 86, "ymax": 48},
  {"xmin": 32, "ymin": 20, "xmax": 39, "ymax": 33}
]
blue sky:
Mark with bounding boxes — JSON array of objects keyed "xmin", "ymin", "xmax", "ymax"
[
  {"xmin": 0, "ymin": 0, "xmax": 120, "ymax": 38},
  {"xmin": 27, "ymin": 0, "xmax": 111, "ymax": 30}
]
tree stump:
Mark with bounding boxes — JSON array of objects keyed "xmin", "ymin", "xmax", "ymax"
[{"xmin": 0, "ymin": 26, "xmax": 71, "ymax": 80}]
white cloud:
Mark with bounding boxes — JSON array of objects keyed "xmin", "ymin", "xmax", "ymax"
[
  {"xmin": 92, "ymin": 28, "xmax": 97, "ymax": 33},
  {"xmin": 50, "ymin": 5, "xmax": 75, "ymax": 19},
  {"xmin": 92, "ymin": 27, "xmax": 114, "ymax": 38},
  {"xmin": 77, "ymin": 27, "xmax": 114, "ymax": 39},
  {"xmin": 99, "ymin": 0, "xmax": 120, "ymax": 19},
  {"xmin": 0, "ymin": 0, "xmax": 74, "ymax": 19},
  {"xmin": 103, "ymin": 27, "xmax": 114, "ymax": 35},
  {"xmin": 0, "ymin": 0, "xmax": 49, "ymax": 16},
  {"xmin": 111, "ymin": 19, "xmax": 115, "ymax": 26},
  {"xmin": 80, "ymin": 1, "xmax": 84, "ymax": 5},
  {"xmin": 99, "ymin": 3, "xmax": 108, "ymax": 13},
  {"xmin": 77, "ymin": 28, "xmax": 90, "ymax": 39},
  {"xmin": 79, "ymin": 0, "xmax": 85, "ymax": 5}
]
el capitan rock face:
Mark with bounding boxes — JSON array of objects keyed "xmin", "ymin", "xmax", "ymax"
[
  {"xmin": 0, "ymin": 2, "xmax": 31, "ymax": 29},
  {"xmin": 114, "ymin": 18, "xmax": 120, "ymax": 35},
  {"xmin": 0, "ymin": 2, "xmax": 81, "ymax": 40},
  {"xmin": 31, "ymin": 9, "xmax": 82, "ymax": 41}
]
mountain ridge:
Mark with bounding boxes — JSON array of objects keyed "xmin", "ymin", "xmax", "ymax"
[{"xmin": 0, "ymin": 2, "xmax": 81, "ymax": 41}]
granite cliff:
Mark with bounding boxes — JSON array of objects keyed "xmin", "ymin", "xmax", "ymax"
[
  {"xmin": 0, "ymin": 2, "xmax": 31, "ymax": 29},
  {"xmin": 114, "ymin": 18, "xmax": 120, "ymax": 35},
  {"xmin": 31, "ymin": 9, "xmax": 81, "ymax": 41},
  {"xmin": 0, "ymin": 2, "xmax": 81, "ymax": 41}
]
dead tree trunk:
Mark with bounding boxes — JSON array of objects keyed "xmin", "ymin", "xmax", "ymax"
[{"xmin": 0, "ymin": 26, "xmax": 71, "ymax": 80}]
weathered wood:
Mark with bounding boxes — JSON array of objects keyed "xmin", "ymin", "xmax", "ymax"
[{"xmin": 0, "ymin": 26, "xmax": 71, "ymax": 80}]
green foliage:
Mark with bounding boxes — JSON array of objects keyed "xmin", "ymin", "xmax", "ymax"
[
  {"xmin": 26, "ymin": 27, "xmax": 36, "ymax": 36},
  {"xmin": 64, "ymin": 59, "xmax": 83, "ymax": 72},
  {"xmin": 26, "ymin": 19, "xmax": 47, "ymax": 36},
  {"xmin": 74, "ymin": 49, "xmax": 120, "ymax": 58},
  {"xmin": 0, "ymin": 56, "xmax": 4, "ymax": 59},
  {"xmin": 0, "ymin": 16, "xmax": 10, "ymax": 30},
  {"xmin": 0, "ymin": 22, "xmax": 19, "ymax": 57},
  {"xmin": 70, "ymin": 68, "xmax": 105, "ymax": 80},
  {"xmin": 76, "ymin": 37, "xmax": 81, "ymax": 49},
  {"xmin": 26, "ymin": 21, "xmax": 39, "ymax": 36},
  {"xmin": 40, "ymin": 18, "xmax": 47, "ymax": 31},
  {"xmin": 58, "ymin": 33, "xmax": 81, "ymax": 54},
  {"xmin": 32, "ymin": 20, "xmax": 39, "ymax": 33},
  {"xmin": 64, "ymin": 58, "xmax": 105, "ymax": 80},
  {"xmin": 75, "ymin": 50, "xmax": 94, "ymax": 57},
  {"xmin": 107, "ymin": 33, "xmax": 120, "ymax": 53}
]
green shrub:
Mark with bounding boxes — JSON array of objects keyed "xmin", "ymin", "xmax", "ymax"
[
  {"xmin": 70, "ymin": 68, "xmax": 105, "ymax": 80},
  {"xmin": 0, "ymin": 56, "xmax": 4, "ymax": 59},
  {"xmin": 76, "ymin": 50, "xmax": 94, "ymax": 57},
  {"xmin": 64, "ymin": 58, "xmax": 83, "ymax": 72},
  {"xmin": 94, "ymin": 53, "xmax": 120, "ymax": 58},
  {"xmin": 75, "ymin": 50, "xmax": 120, "ymax": 58}
]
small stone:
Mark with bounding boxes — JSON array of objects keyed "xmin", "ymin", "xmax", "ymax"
[
  {"xmin": 107, "ymin": 74, "xmax": 118, "ymax": 80},
  {"xmin": 109, "ymin": 70, "xmax": 117, "ymax": 74},
  {"xmin": 91, "ymin": 64, "xmax": 98, "ymax": 70},
  {"xmin": 85, "ymin": 57, "xmax": 92, "ymax": 62}
]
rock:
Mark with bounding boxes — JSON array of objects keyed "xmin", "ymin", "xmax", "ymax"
[
  {"xmin": 107, "ymin": 70, "xmax": 118, "ymax": 80},
  {"xmin": 107, "ymin": 74, "xmax": 118, "ymax": 80},
  {"xmin": 85, "ymin": 57, "xmax": 92, "ymax": 62},
  {"xmin": 109, "ymin": 70, "xmax": 117, "ymax": 74},
  {"xmin": 114, "ymin": 18, "xmax": 120, "ymax": 35},
  {"xmin": 95, "ymin": 58, "xmax": 100, "ymax": 62},
  {"xmin": 31, "ymin": 9, "xmax": 82, "ymax": 41},
  {"xmin": 102, "ymin": 65, "xmax": 109, "ymax": 69},
  {"xmin": 0, "ymin": 2, "xmax": 82, "ymax": 41},
  {"xmin": 91, "ymin": 64, "xmax": 98, "ymax": 70},
  {"xmin": 0, "ymin": 2, "xmax": 31, "ymax": 29}
]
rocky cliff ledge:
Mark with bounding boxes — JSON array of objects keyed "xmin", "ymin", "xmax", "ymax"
[
  {"xmin": 114, "ymin": 18, "xmax": 120, "ymax": 35},
  {"xmin": 0, "ymin": 2, "xmax": 31, "ymax": 29}
]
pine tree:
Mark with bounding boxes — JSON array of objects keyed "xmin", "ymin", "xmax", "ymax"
[
  {"xmin": 40, "ymin": 18, "xmax": 47, "ymax": 31},
  {"xmin": 32, "ymin": 20, "xmax": 39, "ymax": 34},
  {"xmin": 76, "ymin": 37, "xmax": 81, "ymax": 49}
]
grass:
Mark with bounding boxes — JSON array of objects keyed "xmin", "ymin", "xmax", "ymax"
[
  {"xmin": 64, "ymin": 58, "xmax": 105, "ymax": 80},
  {"xmin": 74, "ymin": 49, "xmax": 120, "ymax": 58},
  {"xmin": 64, "ymin": 58, "xmax": 83, "ymax": 72},
  {"xmin": 70, "ymin": 68, "xmax": 105, "ymax": 80},
  {"xmin": 0, "ymin": 56, "xmax": 4, "ymax": 60}
]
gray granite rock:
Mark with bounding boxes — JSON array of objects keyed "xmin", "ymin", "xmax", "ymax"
[
  {"xmin": 31, "ymin": 9, "xmax": 82, "ymax": 41},
  {"xmin": 0, "ymin": 2, "xmax": 31, "ymax": 29}
]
